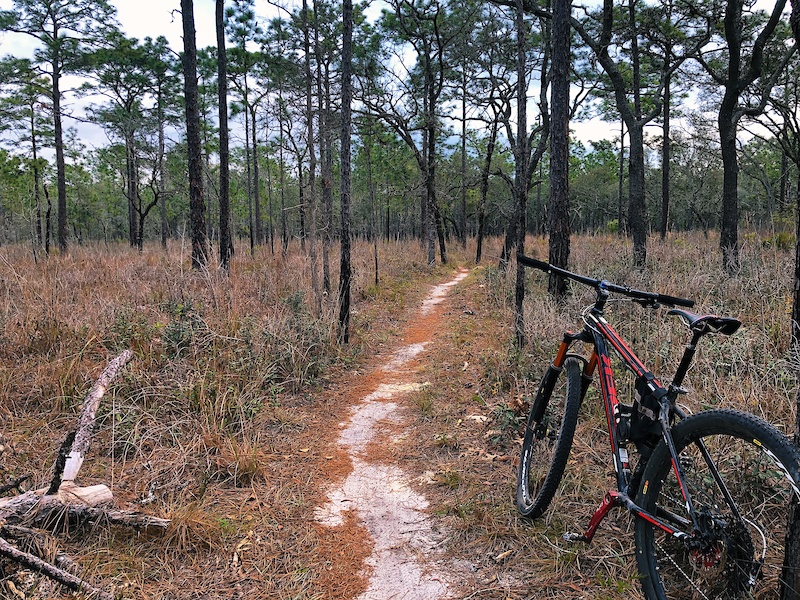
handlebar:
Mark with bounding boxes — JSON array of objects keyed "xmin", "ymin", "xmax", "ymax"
[{"xmin": 517, "ymin": 254, "xmax": 695, "ymax": 308}]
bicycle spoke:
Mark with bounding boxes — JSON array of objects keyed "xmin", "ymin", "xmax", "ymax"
[{"xmin": 635, "ymin": 411, "xmax": 800, "ymax": 599}]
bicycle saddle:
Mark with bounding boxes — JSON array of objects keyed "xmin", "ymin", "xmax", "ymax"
[{"xmin": 667, "ymin": 309, "xmax": 741, "ymax": 336}]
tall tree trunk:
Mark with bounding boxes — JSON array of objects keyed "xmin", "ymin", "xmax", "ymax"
[
  {"xmin": 298, "ymin": 166, "xmax": 306, "ymax": 253},
  {"xmin": 245, "ymin": 102, "xmax": 254, "ymax": 256},
  {"xmin": 460, "ymin": 62, "xmax": 468, "ymax": 251},
  {"xmin": 217, "ymin": 0, "xmax": 232, "ymax": 271},
  {"xmin": 513, "ymin": 0, "xmax": 529, "ymax": 347},
  {"xmin": 51, "ymin": 44, "xmax": 67, "ymax": 253},
  {"xmin": 628, "ymin": 123, "xmax": 648, "ymax": 267},
  {"xmin": 618, "ymin": 119, "xmax": 625, "ymax": 236},
  {"xmin": 661, "ymin": 67, "xmax": 671, "ymax": 240},
  {"xmin": 158, "ymin": 84, "xmax": 168, "ymax": 250},
  {"xmin": 181, "ymin": 0, "xmax": 208, "ymax": 269},
  {"xmin": 315, "ymin": 3, "xmax": 333, "ymax": 297},
  {"xmin": 548, "ymin": 0, "xmax": 571, "ymax": 301},
  {"xmin": 30, "ymin": 110, "xmax": 42, "ymax": 249},
  {"xmin": 365, "ymin": 129, "xmax": 379, "ymax": 286},
  {"xmin": 279, "ymin": 97, "xmax": 288, "ymax": 257},
  {"xmin": 339, "ymin": 0, "xmax": 353, "ymax": 344},
  {"xmin": 476, "ymin": 120, "xmax": 498, "ymax": 264},
  {"xmin": 252, "ymin": 105, "xmax": 262, "ymax": 247},
  {"xmin": 126, "ymin": 133, "xmax": 138, "ymax": 249},
  {"xmin": 303, "ymin": 0, "xmax": 321, "ymax": 316},
  {"xmin": 719, "ymin": 97, "xmax": 740, "ymax": 274},
  {"xmin": 265, "ymin": 136, "xmax": 275, "ymax": 255}
]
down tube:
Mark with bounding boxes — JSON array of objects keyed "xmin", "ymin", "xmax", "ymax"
[{"xmin": 591, "ymin": 334, "xmax": 631, "ymax": 491}]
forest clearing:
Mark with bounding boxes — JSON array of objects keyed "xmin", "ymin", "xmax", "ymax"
[{"xmin": 0, "ymin": 232, "xmax": 797, "ymax": 599}]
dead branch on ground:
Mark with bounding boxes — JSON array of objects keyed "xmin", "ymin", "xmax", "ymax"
[{"xmin": 0, "ymin": 349, "xmax": 170, "ymax": 598}]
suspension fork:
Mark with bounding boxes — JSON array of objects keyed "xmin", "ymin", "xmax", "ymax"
[{"xmin": 529, "ymin": 331, "xmax": 591, "ymax": 427}]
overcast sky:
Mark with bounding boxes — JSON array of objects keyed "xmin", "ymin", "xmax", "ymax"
[
  {"xmin": 0, "ymin": 1, "xmax": 295, "ymax": 150},
  {"xmin": 0, "ymin": 0, "xmax": 288, "ymax": 58}
]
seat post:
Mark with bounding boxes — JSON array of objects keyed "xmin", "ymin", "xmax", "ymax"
[{"xmin": 672, "ymin": 330, "xmax": 704, "ymax": 388}]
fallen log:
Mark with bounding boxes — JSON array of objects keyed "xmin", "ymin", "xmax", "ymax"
[{"xmin": 0, "ymin": 349, "xmax": 169, "ymax": 598}]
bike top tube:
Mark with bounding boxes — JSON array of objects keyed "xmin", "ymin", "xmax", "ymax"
[{"xmin": 517, "ymin": 254, "xmax": 695, "ymax": 309}]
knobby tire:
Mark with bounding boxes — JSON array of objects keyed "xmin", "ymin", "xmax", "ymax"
[
  {"xmin": 634, "ymin": 409, "xmax": 800, "ymax": 599},
  {"xmin": 516, "ymin": 356, "xmax": 582, "ymax": 519}
]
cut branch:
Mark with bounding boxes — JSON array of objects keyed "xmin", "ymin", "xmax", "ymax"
[{"xmin": 58, "ymin": 349, "xmax": 134, "ymax": 486}]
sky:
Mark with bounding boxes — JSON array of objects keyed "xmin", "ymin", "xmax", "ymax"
[
  {"xmin": 0, "ymin": 1, "xmax": 298, "ymax": 150},
  {"xmin": 3, "ymin": 0, "xmax": 784, "ymax": 155},
  {"xmin": 0, "ymin": 0, "xmax": 278, "ymax": 62}
]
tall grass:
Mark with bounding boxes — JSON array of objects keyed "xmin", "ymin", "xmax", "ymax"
[
  {"xmin": 2, "ymin": 231, "xmax": 797, "ymax": 599},
  {"xmin": 0, "ymin": 237, "xmax": 455, "ymax": 598}
]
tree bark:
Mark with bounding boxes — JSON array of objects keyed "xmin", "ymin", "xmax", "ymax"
[
  {"xmin": 476, "ymin": 120, "xmax": 498, "ymax": 264},
  {"xmin": 303, "ymin": 0, "xmax": 321, "ymax": 316},
  {"xmin": 513, "ymin": 0, "xmax": 528, "ymax": 347},
  {"xmin": 548, "ymin": 0, "xmax": 571, "ymax": 301},
  {"xmin": 181, "ymin": 0, "xmax": 208, "ymax": 269},
  {"xmin": 719, "ymin": 93, "xmax": 740, "ymax": 273},
  {"xmin": 217, "ymin": 0, "xmax": 232, "ymax": 271},
  {"xmin": 661, "ymin": 67, "xmax": 671, "ymax": 240},
  {"xmin": 339, "ymin": 0, "xmax": 353, "ymax": 344},
  {"xmin": 52, "ymin": 44, "xmax": 67, "ymax": 253},
  {"xmin": 628, "ymin": 123, "xmax": 648, "ymax": 266}
]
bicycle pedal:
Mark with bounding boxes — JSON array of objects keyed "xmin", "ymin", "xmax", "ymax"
[{"xmin": 563, "ymin": 532, "xmax": 587, "ymax": 543}]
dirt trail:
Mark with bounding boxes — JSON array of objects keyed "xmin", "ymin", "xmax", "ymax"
[{"xmin": 316, "ymin": 268, "xmax": 471, "ymax": 599}]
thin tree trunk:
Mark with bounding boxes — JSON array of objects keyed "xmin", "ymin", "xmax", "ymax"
[
  {"xmin": 158, "ymin": 85, "xmax": 167, "ymax": 250},
  {"xmin": 252, "ymin": 105, "xmax": 262, "ymax": 246},
  {"xmin": 339, "ymin": 0, "xmax": 353, "ymax": 344},
  {"xmin": 476, "ymin": 120, "xmax": 498, "ymax": 264},
  {"xmin": 245, "ymin": 103, "xmax": 254, "ymax": 256},
  {"xmin": 279, "ymin": 97, "xmax": 288, "ymax": 257},
  {"xmin": 513, "ymin": 0, "xmax": 528, "ymax": 346},
  {"xmin": 217, "ymin": 0, "xmax": 232, "ymax": 271},
  {"xmin": 51, "ymin": 46, "xmax": 67, "ymax": 253},
  {"xmin": 460, "ymin": 62, "xmax": 468, "ymax": 251},
  {"xmin": 618, "ymin": 118, "xmax": 625, "ymax": 236},
  {"xmin": 661, "ymin": 67, "xmax": 671, "ymax": 240},
  {"xmin": 30, "ymin": 110, "xmax": 42, "ymax": 249},
  {"xmin": 303, "ymin": 0, "xmax": 321, "ymax": 316}
]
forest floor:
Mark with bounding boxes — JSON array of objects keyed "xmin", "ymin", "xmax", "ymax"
[{"xmin": 2, "ymin": 233, "xmax": 796, "ymax": 599}]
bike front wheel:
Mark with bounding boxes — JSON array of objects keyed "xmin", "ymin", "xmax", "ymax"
[
  {"xmin": 516, "ymin": 355, "xmax": 583, "ymax": 519},
  {"xmin": 634, "ymin": 408, "xmax": 800, "ymax": 599}
]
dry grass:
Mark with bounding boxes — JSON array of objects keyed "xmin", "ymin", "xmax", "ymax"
[
  {"xmin": 0, "ymin": 238, "xmax": 448, "ymax": 599},
  {"xmin": 401, "ymin": 231, "xmax": 799, "ymax": 599},
  {"xmin": 1, "ymin": 231, "xmax": 797, "ymax": 599}
]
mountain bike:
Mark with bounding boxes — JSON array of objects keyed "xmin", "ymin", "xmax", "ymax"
[{"xmin": 515, "ymin": 253, "xmax": 800, "ymax": 599}]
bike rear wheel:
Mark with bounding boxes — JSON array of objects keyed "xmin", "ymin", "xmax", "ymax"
[
  {"xmin": 516, "ymin": 356, "xmax": 583, "ymax": 519},
  {"xmin": 634, "ymin": 409, "xmax": 800, "ymax": 599}
]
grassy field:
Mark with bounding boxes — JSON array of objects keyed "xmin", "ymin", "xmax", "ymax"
[{"xmin": 0, "ymin": 231, "xmax": 797, "ymax": 599}]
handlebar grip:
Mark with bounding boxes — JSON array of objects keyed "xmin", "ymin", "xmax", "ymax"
[
  {"xmin": 657, "ymin": 294, "xmax": 695, "ymax": 308},
  {"xmin": 517, "ymin": 254, "xmax": 550, "ymax": 272}
]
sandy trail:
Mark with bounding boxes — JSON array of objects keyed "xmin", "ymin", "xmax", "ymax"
[{"xmin": 316, "ymin": 268, "xmax": 470, "ymax": 599}]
